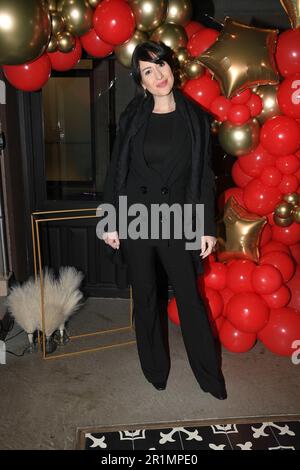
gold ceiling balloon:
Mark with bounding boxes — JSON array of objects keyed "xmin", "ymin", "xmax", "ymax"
[
  {"xmin": 150, "ymin": 22, "xmax": 188, "ymax": 51},
  {"xmin": 273, "ymin": 214, "xmax": 294, "ymax": 226},
  {"xmin": 218, "ymin": 118, "xmax": 260, "ymax": 157},
  {"xmin": 184, "ymin": 59, "xmax": 204, "ymax": 79},
  {"xmin": 48, "ymin": 0, "xmax": 58, "ymax": 12},
  {"xmin": 176, "ymin": 47, "xmax": 189, "ymax": 67},
  {"xmin": 115, "ymin": 30, "xmax": 148, "ymax": 68},
  {"xmin": 0, "ymin": 0, "xmax": 51, "ymax": 65},
  {"xmin": 216, "ymin": 196, "xmax": 267, "ymax": 263},
  {"xmin": 280, "ymin": 0, "xmax": 300, "ymax": 29},
  {"xmin": 47, "ymin": 35, "xmax": 58, "ymax": 53},
  {"xmin": 128, "ymin": 0, "xmax": 168, "ymax": 32},
  {"xmin": 199, "ymin": 17, "xmax": 280, "ymax": 98},
  {"xmin": 283, "ymin": 192, "xmax": 300, "ymax": 206},
  {"xmin": 88, "ymin": 0, "xmax": 101, "ymax": 8},
  {"xmin": 255, "ymin": 85, "xmax": 281, "ymax": 124},
  {"xmin": 51, "ymin": 12, "xmax": 65, "ymax": 36},
  {"xmin": 57, "ymin": 31, "xmax": 76, "ymax": 53},
  {"xmin": 165, "ymin": 0, "xmax": 192, "ymax": 26},
  {"xmin": 57, "ymin": 0, "xmax": 93, "ymax": 37}
]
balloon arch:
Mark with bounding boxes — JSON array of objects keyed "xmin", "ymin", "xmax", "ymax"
[{"xmin": 1, "ymin": 0, "xmax": 300, "ymax": 358}]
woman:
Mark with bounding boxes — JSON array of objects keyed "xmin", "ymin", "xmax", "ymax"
[{"xmin": 99, "ymin": 41, "xmax": 227, "ymax": 400}]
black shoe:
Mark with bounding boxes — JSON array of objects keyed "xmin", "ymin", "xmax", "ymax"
[
  {"xmin": 201, "ymin": 385, "xmax": 227, "ymax": 400},
  {"xmin": 151, "ymin": 382, "xmax": 167, "ymax": 391}
]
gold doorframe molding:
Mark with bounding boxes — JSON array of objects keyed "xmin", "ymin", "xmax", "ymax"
[{"xmin": 31, "ymin": 208, "xmax": 135, "ymax": 360}]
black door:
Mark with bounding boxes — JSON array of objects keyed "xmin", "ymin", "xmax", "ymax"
[{"xmin": 23, "ymin": 57, "xmax": 136, "ymax": 297}]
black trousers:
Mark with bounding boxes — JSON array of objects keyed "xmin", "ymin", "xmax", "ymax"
[{"xmin": 123, "ymin": 239, "xmax": 226, "ymax": 394}]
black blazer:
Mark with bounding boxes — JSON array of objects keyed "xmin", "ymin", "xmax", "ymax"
[{"xmin": 99, "ymin": 87, "xmax": 217, "ymax": 276}]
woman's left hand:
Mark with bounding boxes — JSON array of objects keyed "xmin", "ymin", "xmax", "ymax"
[{"xmin": 200, "ymin": 236, "xmax": 217, "ymax": 259}]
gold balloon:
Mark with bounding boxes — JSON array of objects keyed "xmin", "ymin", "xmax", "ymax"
[
  {"xmin": 88, "ymin": 0, "xmax": 101, "ymax": 8},
  {"xmin": 0, "ymin": 0, "xmax": 51, "ymax": 65},
  {"xmin": 57, "ymin": 31, "xmax": 76, "ymax": 53},
  {"xmin": 218, "ymin": 119, "xmax": 260, "ymax": 157},
  {"xmin": 184, "ymin": 59, "xmax": 204, "ymax": 79},
  {"xmin": 274, "ymin": 202, "xmax": 293, "ymax": 218},
  {"xmin": 273, "ymin": 214, "xmax": 293, "ymax": 226},
  {"xmin": 47, "ymin": 35, "xmax": 58, "ymax": 53},
  {"xmin": 178, "ymin": 69, "xmax": 188, "ymax": 87},
  {"xmin": 211, "ymin": 120, "xmax": 221, "ymax": 135},
  {"xmin": 199, "ymin": 17, "xmax": 280, "ymax": 98},
  {"xmin": 51, "ymin": 12, "xmax": 65, "ymax": 36},
  {"xmin": 129, "ymin": 0, "xmax": 168, "ymax": 32},
  {"xmin": 165, "ymin": 0, "xmax": 192, "ymax": 26},
  {"xmin": 150, "ymin": 23, "xmax": 188, "ymax": 51},
  {"xmin": 57, "ymin": 0, "xmax": 93, "ymax": 36},
  {"xmin": 255, "ymin": 85, "xmax": 281, "ymax": 124},
  {"xmin": 176, "ymin": 47, "xmax": 189, "ymax": 66},
  {"xmin": 292, "ymin": 205, "xmax": 300, "ymax": 223},
  {"xmin": 280, "ymin": 0, "xmax": 300, "ymax": 29},
  {"xmin": 283, "ymin": 192, "xmax": 300, "ymax": 206},
  {"xmin": 115, "ymin": 30, "xmax": 148, "ymax": 68},
  {"xmin": 49, "ymin": 0, "xmax": 58, "ymax": 12},
  {"xmin": 216, "ymin": 196, "xmax": 267, "ymax": 263}
]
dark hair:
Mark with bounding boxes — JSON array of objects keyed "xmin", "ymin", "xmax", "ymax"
[{"xmin": 131, "ymin": 40, "xmax": 180, "ymax": 90}]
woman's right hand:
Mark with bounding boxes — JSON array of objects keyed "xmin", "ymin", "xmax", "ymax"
[{"xmin": 102, "ymin": 231, "xmax": 120, "ymax": 249}]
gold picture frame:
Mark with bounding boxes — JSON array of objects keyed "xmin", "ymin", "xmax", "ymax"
[{"xmin": 31, "ymin": 208, "xmax": 135, "ymax": 360}]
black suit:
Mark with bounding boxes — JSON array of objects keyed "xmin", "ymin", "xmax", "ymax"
[{"xmin": 98, "ymin": 88, "xmax": 225, "ymax": 394}]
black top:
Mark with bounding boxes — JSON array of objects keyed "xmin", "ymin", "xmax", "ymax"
[{"xmin": 144, "ymin": 108, "xmax": 189, "ymax": 172}]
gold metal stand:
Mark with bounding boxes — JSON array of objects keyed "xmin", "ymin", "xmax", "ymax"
[{"xmin": 31, "ymin": 208, "xmax": 135, "ymax": 360}]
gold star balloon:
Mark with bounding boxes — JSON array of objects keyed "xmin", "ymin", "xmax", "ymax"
[
  {"xmin": 216, "ymin": 196, "xmax": 267, "ymax": 263},
  {"xmin": 199, "ymin": 17, "xmax": 280, "ymax": 98},
  {"xmin": 280, "ymin": 0, "xmax": 300, "ymax": 29}
]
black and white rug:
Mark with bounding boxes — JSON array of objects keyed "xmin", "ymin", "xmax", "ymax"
[{"xmin": 77, "ymin": 417, "xmax": 300, "ymax": 450}]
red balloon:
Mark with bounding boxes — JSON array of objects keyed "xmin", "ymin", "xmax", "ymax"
[
  {"xmin": 187, "ymin": 28, "xmax": 219, "ymax": 57},
  {"xmin": 231, "ymin": 89, "xmax": 252, "ymax": 104},
  {"xmin": 262, "ymin": 285, "xmax": 291, "ymax": 309},
  {"xmin": 232, "ymin": 161, "xmax": 253, "ymax": 188},
  {"xmin": 93, "ymin": 0, "xmax": 135, "ymax": 46},
  {"xmin": 210, "ymin": 96, "xmax": 231, "ymax": 121},
  {"xmin": 277, "ymin": 74, "xmax": 300, "ymax": 119},
  {"xmin": 252, "ymin": 264, "xmax": 283, "ymax": 294},
  {"xmin": 260, "ymin": 251, "xmax": 295, "ymax": 282},
  {"xmin": 203, "ymin": 262, "xmax": 227, "ymax": 290},
  {"xmin": 276, "ymin": 29, "xmax": 300, "ymax": 77},
  {"xmin": 272, "ymin": 222, "xmax": 300, "ymax": 245},
  {"xmin": 227, "ymin": 104, "xmax": 251, "ymax": 125},
  {"xmin": 243, "ymin": 178, "xmax": 282, "ymax": 215},
  {"xmin": 80, "ymin": 28, "xmax": 114, "ymax": 57},
  {"xmin": 226, "ymin": 292, "xmax": 270, "ymax": 333},
  {"xmin": 226, "ymin": 260, "xmax": 256, "ymax": 293},
  {"xmin": 279, "ymin": 174, "xmax": 299, "ymax": 194},
  {"xmin": 238, "ymin": 144, "xmax": 276, "ymax": 177},
  {"xmin": 260, "ymin": 224, "xmax": 272, "ymax": 246},
  {"xmin": 167, "ymin": 297, "xmax": 180, "ymax": 326},
  {"xmin": 260, "ymin": 166, "xmax": 282, "ymax": 187},
  {"xmin": 261, "ymin": 240, "xmax": 291, "ymax": 256},
  {"xmin": 3, "ymin": 54, "xmax": 51, "ymax": 91},
  {"xmin": 287, "ymin": 264, "xmax": 300, "ymax": 310},
  {"xmin": 258, "ymin": 307, "xmax": 300, "ymax": 356},
  {"xmin": 183, "ymin": 75, "xmax": 220, "ymax": 111},
  {"xmin": 185, "ymin": 21, "xmax": 204, "ymax": 39},
  {"xmin": 260, "ymin": 116, "xmax": 300, "ymax": 156},
  {"xmin": 217, "ymin": 188, "xmax": 245, "ymax": 211},
  {"xmin": 48, "ymin": 37, "xmax": 82, "ymax": 71},
  {"xmin": 290, "ymin": 243, "xmax": 300, "ymax": 263},
  {"xmin": 203, "ymin": 287, "xmax": 224, "ymax": 320},
  {"xmin": 276, "ymin": 154, "xmax": 300, "ymax": 175},
  {"xmin": 220, "ymin": 288, "xmax": 235, "ymax": 313},
  {"xmin": 219, "ymin": 320, "xmax": 257, "ymax": 353},
  {"xmin": 246, "ymin": 93, "xmax": 263, "ymax": 117}
]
